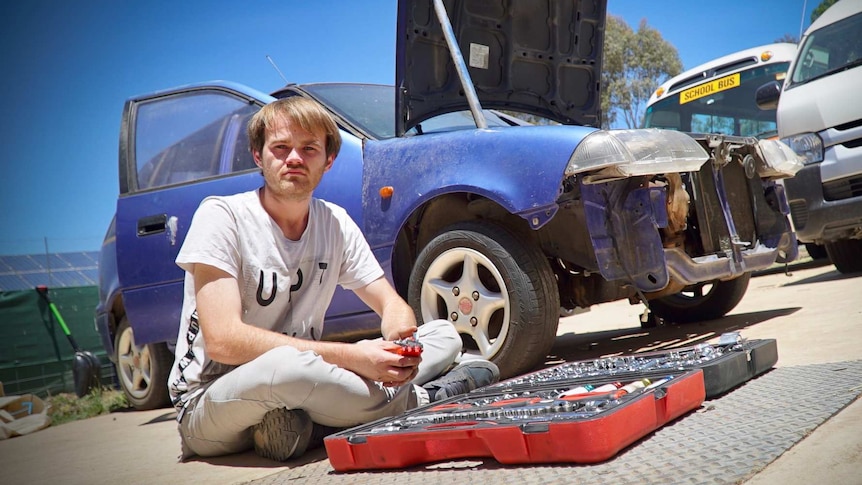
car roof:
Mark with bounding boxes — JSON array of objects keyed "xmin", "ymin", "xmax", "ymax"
[{"xmin": 394, "ymin": 0, "xmax": 606, "ymax": 135}]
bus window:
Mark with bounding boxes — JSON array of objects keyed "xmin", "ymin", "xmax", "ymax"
[
  {"xmin": 691, "ymin": 114, "xmax": 734, "ymax": 135},
  {"xmin": 645, "ymin": 110, "xmax": 680, "ymax": 130},
  {"xmin": 644, "ymin": 43, "xmax": 796, "ymax": 139}
]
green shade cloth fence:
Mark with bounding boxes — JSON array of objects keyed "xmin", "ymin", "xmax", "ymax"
[{"xmin": 0, "ymin": 287, "xmax": 113, "ymax": 397}]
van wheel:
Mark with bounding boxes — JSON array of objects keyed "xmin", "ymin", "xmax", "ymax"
[
  {"xmin": 648, "ymin": 273, "xmax": 751, "ymax": 324},
  {"xmin": 114, "ymin": 317, "xmax": 173, "ymax": 410},
  {"xmin": 825, "ymin": 239, "xmax": 862, "ymax": 274}
]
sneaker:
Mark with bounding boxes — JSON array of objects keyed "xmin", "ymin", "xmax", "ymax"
[
  {"xmin": 252, "ymin": 407, "xmax": 313, "ymax": 461},
  {"xmin": 308, "ymin": 422, "xmax": 345, "ymax": 449},
  {"xmin": 422, "ymin": 360, "xmax": 500, "ymax": 402}
]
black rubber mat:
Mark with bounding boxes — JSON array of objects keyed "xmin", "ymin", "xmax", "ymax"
[{"xmin": 250, "ymin": 361, "xmax": 862, "ymax": 485}]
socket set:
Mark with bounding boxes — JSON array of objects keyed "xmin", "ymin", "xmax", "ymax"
[
  {"xmin": 325, "ymin": 368, "xmax": 706, "ymax": 471},
  {"xmin": 490, "ymin": 333, "xmax": 777, "ymax": 399},
  {"xmin": 324, "ymin": 333, "xmax": 777, "ymax": 471}
]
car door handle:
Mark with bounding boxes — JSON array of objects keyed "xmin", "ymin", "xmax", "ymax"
[{"xmin": 137, "ymin": 214, "xmax": 167, "ymax": 236}]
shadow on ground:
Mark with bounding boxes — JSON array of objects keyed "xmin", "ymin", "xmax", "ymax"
[
  {"xmin": 546, "ymin": 307, "xmax": 800, "ymax": 367},
  {"xmin": 143, "ymin": 411, "xmax": 177, "ymax": 425},
  {"xmin": 544, "ymin": 254, "xmax": 858, "ymax": 368},
  {"xmin": 752, "ymin": 257, "xmax": 831, "ymax": 278},
  {"xmin": 781, "ymin": 267, "xmax": 862, "ymax": 286},
  {"xmin": 189, "ymin": 447, "xmax": 329, "ymax": 469}
]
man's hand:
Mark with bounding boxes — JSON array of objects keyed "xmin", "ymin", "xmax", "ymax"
[
  {"xmin": 392, "ymin": 335, "xmax": 423, "ymax": 357},
  {"xmin": 348, "ymin": 340, "xmax": 422, "ymax": 387},
  {"xmin": 352, "ymin": 277, "xmax": 420, "ymax": 341}
]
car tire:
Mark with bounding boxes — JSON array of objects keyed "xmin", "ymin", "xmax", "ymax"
[
  {"xmin": 408, "ymin": 221, "xmax": 558, "ymax": 379},
  {"xmin": 559, "ymin": 307, "xmax": 577, "ymax": 318},
  {"xmin": 648, "ymin": 272, "xmax": 751, "ymax": 324},
  {"xmin": 114, "ymin": 317, "xmax": 173, "ymax": 410},
  {"xmin": 825, "ymin": 239, "xmax": 862, "ymax": 274},
  {"xmin": 804, "ymin": 243, "xmax": 828, "ymax": 261}
]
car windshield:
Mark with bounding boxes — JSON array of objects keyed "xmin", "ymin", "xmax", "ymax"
[
  {"xmin": 791, "ymin": 12, "xmax": 862, "ymax": 86},
  {"xmin": 643, "ymin": 62, "xmax": 789, "ymax": 138},
  {"xmin": 301, "ymin": 84, "xmax": 521, "ymax": 140}
]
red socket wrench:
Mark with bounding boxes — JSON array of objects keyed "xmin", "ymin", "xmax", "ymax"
[{"xmin": 393, "ymin": 335, "xmax": 423, "ymax": 357}]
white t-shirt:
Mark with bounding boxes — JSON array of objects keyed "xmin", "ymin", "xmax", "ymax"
[{"xmin": 168, "ymin": 189, "xmax": 384, "ymax": 407}]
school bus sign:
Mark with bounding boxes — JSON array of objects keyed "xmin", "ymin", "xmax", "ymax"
[{"xmin": 679, "ymin": 73, "xmax": 741, "ymax": 105}]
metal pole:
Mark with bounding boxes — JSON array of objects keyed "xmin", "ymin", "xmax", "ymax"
[
  {"xmin": 799, "ymin": 0, "xmax": 808, "ymax": 40},
  {"xmin": 44, "ymin": 237, "xmax": 54, "ymax": 288},
  {"xmin": 432, "ymin": 0, "xmax": 488, "ymax": 129}
]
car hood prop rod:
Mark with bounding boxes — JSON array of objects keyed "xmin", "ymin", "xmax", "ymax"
[{"xmin": 433, "ymin": 0, "xmax": 488, "ymax": 130}]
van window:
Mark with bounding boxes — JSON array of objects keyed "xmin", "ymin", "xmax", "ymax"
[{"xmin": 791, "ymin": 12, "xmax": 862, "ymax": 85}]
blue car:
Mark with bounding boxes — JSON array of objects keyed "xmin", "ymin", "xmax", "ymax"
[{"xmin": 96, "ymin": 0, "xmax": 801, "ymax": 409}]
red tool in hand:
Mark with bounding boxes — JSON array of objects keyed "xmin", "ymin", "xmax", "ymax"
[{"xmin": 392, "ymin": 334, "xmax": 423, "ymax": 357}]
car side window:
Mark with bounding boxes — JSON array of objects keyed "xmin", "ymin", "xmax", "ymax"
[
  {"xmin": 133, "ymin": 92, "xmax": 259, "ymax": 191},
  {"xmin": 228, "ymin": 110, "xmax": 259, "ymax": 172}
]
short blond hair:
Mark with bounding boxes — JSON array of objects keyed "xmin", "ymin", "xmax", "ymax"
[{"xmin": 247, "ymin": 97, "xmax": 341, "ymax": 159}]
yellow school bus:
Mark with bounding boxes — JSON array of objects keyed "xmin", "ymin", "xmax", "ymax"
[{"xmin": 643, "ymin": 43, "xmax": 797, "ymax": 138}]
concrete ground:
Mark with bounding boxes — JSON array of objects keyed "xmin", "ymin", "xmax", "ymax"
[{"xmin": 1, "ymin": 257, "xmax": 860, "ymax": 484}]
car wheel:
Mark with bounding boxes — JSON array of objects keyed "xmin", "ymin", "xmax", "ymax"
[
  {"xmin": 648, "ymin": 272, "xmax": 751, "ymax": 324},
  {"xmin": 804, "ymin": 243, "xmax": 828, "ymax": 261},
  {"xmin": 559, "ymin": 307, "xmax": 577, "ymax": 318},
  {"xmin": 114, "ymin": 317, "xmax": 173, "ymax": 410},
  {"xmin": 408, "ymin": 221, "xmax": 559, "ymax": 378},
  {"xmin": 825, "ymin": 239, "xmax": 862, "ymax": 274}
]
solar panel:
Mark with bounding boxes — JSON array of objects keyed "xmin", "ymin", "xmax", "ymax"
[
  {"xmin": 19, "ymin": 272, "xmax": 51, "ymax": 289},
  {"xmin": 3, "ymin": 255, "xmax": 46, "ymax": 272},
  {"xmin": 0, "ymin": 274, "xmax": 28, "ymax": 291},
  {"xmin": 37, "ymin": 255, "xmax": 54, "ymax": 270},
  {"xmin": 47, "ymin": 253, "xmax": 72, "ymax": 269},
  {"xmin": 49, "ymin": 271, "xmax": 88, "ymax": 287},
  {"xmin": 80, "ymin": 269, "xmax": 99, "ymax": 285},
  {"xmin": 57, "ymin": 252, "xmax": 100, "ymax": 268},
  {"xmin": 0, "ymin": 252, "xmax": 101, "ymax": 290}
]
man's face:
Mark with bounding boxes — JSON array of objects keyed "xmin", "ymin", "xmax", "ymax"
[{"xmin": 253, "ymin": 115, "xmax": 333, "ymax": 201}]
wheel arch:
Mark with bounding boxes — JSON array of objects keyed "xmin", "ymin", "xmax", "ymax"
[
  {"xmin": 109, "ymin": 294, "xmax": 127, "ymax": 340},
  {"xmin": 97, "ymin": 291, "xmax": 127, "ymax": 362},
  {"xmin": 391, "ymin": 192, "xmax": 538, "ymax": 297}
]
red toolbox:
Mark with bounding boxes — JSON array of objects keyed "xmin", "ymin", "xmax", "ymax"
[{"xmin": 324, "ymin": 369, "xmax": 705, "ymax": 471}]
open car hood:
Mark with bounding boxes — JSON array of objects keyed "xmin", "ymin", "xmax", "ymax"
[{"xmin": 396, "ymin": 0, "xmax": 607, "ymax": 136}]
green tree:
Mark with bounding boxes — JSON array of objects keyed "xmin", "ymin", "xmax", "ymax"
[
  {"xmin": 601, "ymin": 16, "xmax": 682, "ymax": 129},
  {"xmin": 811, "ymin": 0, "xmax": 838, "ymax": 23},
  {"xmin": 774, "ymin": 33, "xmax": 799, "ymax": 44}
]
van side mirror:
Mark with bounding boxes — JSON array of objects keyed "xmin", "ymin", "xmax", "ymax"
[{"xmin": 755, "ymin": 81, "xmax": 782, "ymax": 110}]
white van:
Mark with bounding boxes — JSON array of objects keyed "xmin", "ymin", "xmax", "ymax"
[{"xmin": 759, "ymin": 0, "xmax": 862, "ymax": 273}]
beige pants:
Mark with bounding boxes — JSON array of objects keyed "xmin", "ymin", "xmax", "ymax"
[{"xmin": 178, "ymin": 320, "xmax": 460, "ymax": 459}]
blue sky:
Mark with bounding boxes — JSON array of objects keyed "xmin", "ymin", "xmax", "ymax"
[{"xmin": 0, "ymin": 0, "xmax": 817, "ymax": 256}]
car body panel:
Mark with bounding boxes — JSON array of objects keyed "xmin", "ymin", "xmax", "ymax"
[
  {"xmin": 95, "ymin": 217, "xmax": 119, "ymax": 355},
  {"xmin": 361, "ymin": 124, "xmax": 598, "ymax": 245},
  {"xmin": 116, "ymin": 173, "xmax": 260, "ymax": 344}
]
